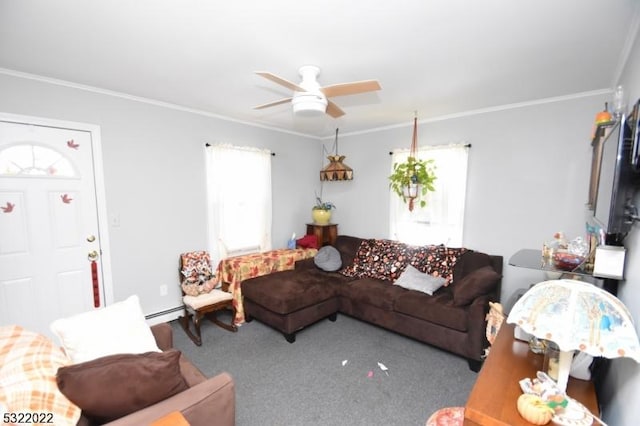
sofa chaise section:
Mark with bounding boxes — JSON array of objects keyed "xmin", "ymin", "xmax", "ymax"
[{"xmin": 241, "ymin": 235, "xmax": 502, "ymax": 371}]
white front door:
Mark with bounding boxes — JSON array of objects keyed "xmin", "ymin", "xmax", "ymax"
[{"xmin": 0, "ymin": 115, "xmax": 112, "ymax": 339}]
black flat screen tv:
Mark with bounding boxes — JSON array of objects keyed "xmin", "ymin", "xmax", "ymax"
[{"xmin": 593, "ymin": 113, "xmax": 639, "ymax": 243}]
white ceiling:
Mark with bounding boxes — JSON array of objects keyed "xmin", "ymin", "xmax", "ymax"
[{"xmin": 1, "ymin": 0, "xmax": 639, "ymax": 138}]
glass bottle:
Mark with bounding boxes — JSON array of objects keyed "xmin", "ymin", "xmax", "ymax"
[
  {"xmin": 543, "ymin": 341, "xmax": 561, "ymax": 381},
  {"xmin": 613, "ymin": 85, "xmax": 625, "ymax": 120}
]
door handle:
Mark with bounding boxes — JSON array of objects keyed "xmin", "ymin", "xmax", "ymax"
[{"xmin": 88, "ymin": 250, "xmax": 99, "ymax": 261}]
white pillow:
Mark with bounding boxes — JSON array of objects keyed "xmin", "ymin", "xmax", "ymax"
[
  {"xmin": 50, "ymin": 295, "xmax": 160, "ymax": 364},
  {"xmin": 393, "ymin": 265, "xmax": 446, "ymax": 295}
]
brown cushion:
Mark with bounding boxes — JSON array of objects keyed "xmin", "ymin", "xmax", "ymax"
[
  {"xmin": 56, "ymin": 349, "xmax": 189, "ymax": 424},
  {"xmin": 451, "ymin": 266, "xmax": 501, "ymax": 306},
  {"xmin": 394, "ymin": 290, "xmax": 468, "ymax": 332},
  {"xmin": 241, "ymin": 270, "xmax": 336, "ymax": 314},
  {"xmin": 333, "ymin": 235, "xmax": 366, "ymax": 269},
  {"xmin": 340, "ymin": 277, "xmax": 406, "ymax": 311}
]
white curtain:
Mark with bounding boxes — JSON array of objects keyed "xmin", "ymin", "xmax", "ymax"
[
  {"xmin": 389, "ymin": 143, "xmax": 469, "ymax": 246},
  {"xmin": 205, "ymin": 144, "xmax": 272, "ymax": 266}
]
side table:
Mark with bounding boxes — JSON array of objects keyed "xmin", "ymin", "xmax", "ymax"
[
  {"xmin": 509, "ymin": 248, "xmax": 619, "ymax": 295},
  {"xmin": 464, "ymin": 323, "xmax": 599, "ymax": 425},
  {"xmin": 306, "ymin": 223, "xmax": 338, "ymax": 246}
]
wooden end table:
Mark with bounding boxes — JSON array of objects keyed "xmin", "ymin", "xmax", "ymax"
[
  {"xmin": 464, "ymin": 323, "xmax": 599, "ymax": 425},
  {"xmin": 306, "ymin": 223, "xmax": 338, "ymax": 246}
]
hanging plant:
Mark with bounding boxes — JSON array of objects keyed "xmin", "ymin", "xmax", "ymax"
[
  {"xmin": 388, "ymin": 114, "xmax": 437, "ymax": 211},
  {"xmin": 389, "ymin": 156, "xmax": 436, "ymax": 210}
]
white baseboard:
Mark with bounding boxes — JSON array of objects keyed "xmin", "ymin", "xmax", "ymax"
[{"xmin": 146, "ymin": 306, "xmax": 183, "ymax": 325}]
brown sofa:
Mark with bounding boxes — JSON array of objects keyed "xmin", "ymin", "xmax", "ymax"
[
  {"xmin": 241, "ymin": 235, "xmax": 502, "ymax": 371},
  {"xmin": 76, "ymin": 323, "xmax": 235, "ymax": 426}
]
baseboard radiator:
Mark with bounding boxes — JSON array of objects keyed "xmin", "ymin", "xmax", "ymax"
[{"xmin": 146, "ymin": 306, "xmax": 183, "ymax": 325}]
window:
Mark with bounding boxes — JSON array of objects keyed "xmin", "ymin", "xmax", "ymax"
[
  {"xmin": 0, "ymin": 144, "xmax": 76, "ymax": 177},
  {"xmin": 205, "ymin": 144, "xmax": 272, "ymax": 265},
  {"xmin": 389, "ymin": 144, "xmax": 469, "ymax": 246}
]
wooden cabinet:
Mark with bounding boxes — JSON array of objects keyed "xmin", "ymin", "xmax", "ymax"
[{"xmin": 306, "ymin": 223, "xmax": 338, "ymax": 247}]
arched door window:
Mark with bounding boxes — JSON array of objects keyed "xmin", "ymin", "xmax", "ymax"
[{"xmin": 0, "ymin": 144, "xmax": 77, "ymax": 177}]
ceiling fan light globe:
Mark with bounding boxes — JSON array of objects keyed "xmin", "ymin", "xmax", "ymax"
[{"xmin": 292, "ymin": 93, "xmax": 328, "ymax": 116}]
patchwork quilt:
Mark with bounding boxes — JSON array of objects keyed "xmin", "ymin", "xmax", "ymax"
[{"xmin": 0, "ymin": 325, "xmax": 80, "ymax": 426}]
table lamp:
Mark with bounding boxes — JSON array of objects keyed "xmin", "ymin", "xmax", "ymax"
[{"xmin": 507, "ymin": 279, "xmax": 640, "ymax": 392}]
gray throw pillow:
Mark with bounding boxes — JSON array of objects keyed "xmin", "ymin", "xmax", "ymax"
[
  {"xmin": 314, "ymin": 246, "xmax": 342, "ymax": 271},
  {"xmin": 393, "ymin": 265, "xmax": 446, "ymax": 295}
]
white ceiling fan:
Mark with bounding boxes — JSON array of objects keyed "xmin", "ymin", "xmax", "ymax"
[{"xmin": 254, "ymin": 65, "xmax": 381, "ymax": 118}]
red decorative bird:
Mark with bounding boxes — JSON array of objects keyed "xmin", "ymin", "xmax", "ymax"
[
  {"xmin": 67, "ymin": 140, "xmax": 79, "ymax": 149},
  {"xmin": 61, "ymin": 194, "xmax": 73, "ymax": 204},
  {"xmin": 1, "ymin": 202, "xmax": 15, "ymax": 213}
]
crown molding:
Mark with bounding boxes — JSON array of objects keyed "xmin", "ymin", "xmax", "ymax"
[
  {"xmin": 0, "ymin": 67, "xmax": 320, "ymax": 140},
  {"xmin": 0, "ymin": 67, "xmax": 610, "ymax": 142},
  {"xmin": 333, "ymin": 89, "xmax": 612, "ymax": 140}
]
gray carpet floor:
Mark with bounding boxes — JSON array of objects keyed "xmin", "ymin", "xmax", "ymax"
[{"xmin": 170, "ymin": 313, "xmax": 478, "ymax": 426}]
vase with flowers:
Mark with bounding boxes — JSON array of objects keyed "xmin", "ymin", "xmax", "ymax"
[{"xmin": 312, "ymin": 197, "xmax": 335, "ymax": 225}]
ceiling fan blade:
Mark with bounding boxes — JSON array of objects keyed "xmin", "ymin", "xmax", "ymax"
[
  {"xmin": 253, "ymin": 97, "xmax": 293, "ymax": 110},
  {"xmin": 326, "ymin": 100, "xmax": 345, "ymax": 118},
  {"xmin": 256, "ymin": 71, "xmax": 306, "ymax": 92},
  {"xmin": 321, "ymin": 80, "xmax": 381, "ymax": 98}
]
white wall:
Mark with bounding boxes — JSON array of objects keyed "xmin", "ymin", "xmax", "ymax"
[
  {"xmin": 0, "ymin": 73, "xmax": 319, "ymax": 317},
  {"xmin": 323, "ymin": 95, "xmax": 606, "ymax": 303}
]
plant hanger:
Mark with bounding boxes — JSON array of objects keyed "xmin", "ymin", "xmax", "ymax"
[
  {"xmin": 388, "ymin": 112, "xmax": 437, "ymax": 211},
  {"xmin": 406, "ymin": 113, "xmax": 420, "ymax": 211}
]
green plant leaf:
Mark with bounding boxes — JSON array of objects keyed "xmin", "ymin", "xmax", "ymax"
[{"xmin": 388, "ymin": 157, "xmax": 437, "ymax": 209}]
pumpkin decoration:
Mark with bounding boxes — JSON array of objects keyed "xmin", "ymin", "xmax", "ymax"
[
  {"xmin": 595, "ymin": 102, "xmax": 612, "ymax": 125},
  {"xmin": 516, "ymin": 394, "xmax": 554, "ymax": 425}
]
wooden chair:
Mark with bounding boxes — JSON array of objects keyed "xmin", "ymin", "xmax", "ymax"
[{"xmin": 178, "ymin": 251, "xmax": 237, "ymax": 346}]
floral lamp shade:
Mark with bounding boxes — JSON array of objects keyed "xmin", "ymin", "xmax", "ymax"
[{"xmin": 507, "ymin": 279, "xmax": 640, "ymax": 391}]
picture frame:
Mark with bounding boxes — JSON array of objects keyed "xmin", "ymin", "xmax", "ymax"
[{"xmin": 587, "ymin": 123, "xmax": 614, "ymax": 210}]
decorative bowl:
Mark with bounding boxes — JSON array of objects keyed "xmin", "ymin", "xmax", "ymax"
[{"xmin": 552, "ymin": 252, "xmax": 584, "ymax": 271}]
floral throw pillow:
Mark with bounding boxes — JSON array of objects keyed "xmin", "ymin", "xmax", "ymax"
[
  {"xmin": 340, "ymin": 239, "xmax": 412, "ymax": 281},
  {"xmin": 358, "ymin": 239, "xmax": 413, "ymax": 282},
  {"xmin": 340, "ymin": 239, "xmax": 375, "ymax": 278},
  {"xmin": 410, "ymin": 245, "xmax": 468, "ymax": 286}
]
